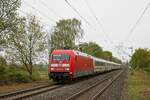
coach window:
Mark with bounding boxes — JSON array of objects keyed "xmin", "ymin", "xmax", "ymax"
[
  {"xmin": 95, "ymin": 61, "xmax": 104, "ymax": 66},
  {"xmin": 101, "ymin": 62, "xmax": 105, "ymax": 66}
]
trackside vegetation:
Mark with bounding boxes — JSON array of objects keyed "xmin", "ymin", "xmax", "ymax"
[
  {"xmin": 0, "ymin": 56, "xmax": 44, "ymax": 84},
  {"xmin": 130, "ymin": 48, "xmax": 150, "ymax": 73},
  {"xmin": 128, "ymin": 70, "xmax": 150, "ymax": 100},
  {"xmin": 128, "ymin": 48, "xmax": 150, "ymax": 100},
  {"xmin": 1, "ymin": 0, "xmax": 47, "ymax": 79}
]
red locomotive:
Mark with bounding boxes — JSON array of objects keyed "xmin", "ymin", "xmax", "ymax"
[{"xmin": 48, "ymin": 50, "xmax": 121, "ymax": 82}]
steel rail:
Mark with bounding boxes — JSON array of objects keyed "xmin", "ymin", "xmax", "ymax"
[
  {"xmin": 91, "ymin": 70, "xmax": 124, "ymax": 100},
  {"xmin": 13, "ymin": 85, "xmax": 60, "ymax": 100},
  {"xmin": 0, "ymin": 84, "xmax": 60, "ymax": 100},
  {"xmin": 65, "ymin": 71, "xmax": 117, "ymax": 100}
]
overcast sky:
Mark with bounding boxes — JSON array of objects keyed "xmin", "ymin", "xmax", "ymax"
[{"xmin": 19, "ymin": 0, "xmax": 150, "ymax": 61}]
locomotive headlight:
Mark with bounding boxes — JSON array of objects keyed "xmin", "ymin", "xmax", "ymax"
[
  {"xmin": 51, "ymin": 64, "xmax": 58, "ymax": 67},
  {"xmin": 65, "ymin": 68, "xmax": 69, "ymax": 71},
  {"xmin": 50, "ymin": 68, "xmax": 55, "ymax": 70},
  {"xmin": 62, "ymin": 64, "xmax": 69, "ymax": 67}
]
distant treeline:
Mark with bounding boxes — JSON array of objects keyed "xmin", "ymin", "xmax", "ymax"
[{"xmin": 77, "ymin": 42, "xmax": 122, "ymax": 63}]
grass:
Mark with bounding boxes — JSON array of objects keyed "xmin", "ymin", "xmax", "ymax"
[
  {"xmin": 0, "ymin": 71, "xmax": 51, "ymax": 95},
  {"xmin": 0, "ymin": 66, "xmax": 51, "ymax": 94},
  {"xmin": 38, "ymin": 70, "xmax": 49, "ymax": 82},
  {"xmin": 128, "ymin": 70, "xmax": 150, "ymax": 100}
]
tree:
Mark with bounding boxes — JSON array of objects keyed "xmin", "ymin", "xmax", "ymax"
[
  {"xmin": 101, "ymin": 51, "xmax": 112, "ymax": 60},
  {"xmin": 0, "ymin": 56, "xmax": 7, "ymax": 79},
  {"xmin": 5, "ymin": 15, "xmax": 46, "ymax": 78},
  {"xmin": 79, "ymin": 42, "xmax": 103, "ymax": 58},
  {"xmin": 0, "ymin": 0, "xmax": 21, "ymax": 44},
  {"xmin": 78, "ymin": 42, "xmax": 121, "ymax": 63},
  {"xmin": 130, "ymin": 48, "xmax": 150, "ymax": 70},
  {"xmin": 111, "ymin": 57, "xmax": 122, "ymax": 64},
  {"xmin": 0, "ymin": 56, "xmax": 7, "ymax": 66},
  {"xmin": 50, "ymin": 18, "xmax": 83, "ymax": 50}
]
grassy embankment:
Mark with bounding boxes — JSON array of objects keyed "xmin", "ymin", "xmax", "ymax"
[
  {"xmin": 128, "ymin": 70, "xmax": 150, "ymax": 100},
  {"xmin": 0, "ymin": 65, "xmax": 50, "ymax": 94}
]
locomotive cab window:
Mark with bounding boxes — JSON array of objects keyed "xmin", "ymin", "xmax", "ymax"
[
  {"xmin": 62, "ymin": 54, "xmax": 70, "ymax": 60},
  {"xmin": 52, "ymin": 55, "xmax": 61, "ymax": 61},
  {"xmin": 52, "ymin": 54, "xmax": 70, "ymax": 61}
]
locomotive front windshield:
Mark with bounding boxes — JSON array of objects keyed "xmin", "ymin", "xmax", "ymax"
[{"xmin": 52, "ymin": 54, "xmax": 70, "ymax": 61}]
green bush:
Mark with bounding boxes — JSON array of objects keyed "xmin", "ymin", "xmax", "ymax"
[
  {"xmin": 144, "ymin": 67, "xmax": 150, "ymax": 74},
  {"xmin": 7, "ymin": 71, "xmax": 31, "ymax": 83},
  {"xmin": 30, "ymin": 67, "xmax": 41, "ymax": 81},
  {"xmin": 0, "ymin": 56, "xmax": 7, "ymax": 66},
  {"xmin": 2, "ymin": 67, "xmax": 29, "ymax": 83},
  {"xmin": 0, "ymin": 66, "xmax": 6, "ymax": 82},
  {"xmin": 34, "ymin": 64, "xmax": 48, "ymax": 71},
  {"xmin": 0, "ymin": 56, "xmax": 7, "ymax": 81},
  {"xmin": 0, "ymin": 66, "xmax": 29, "ymax": 84},
  {"xmin": 0, "ymin": 63, "xmax": 43, "ymax": 84},
  {"xmin": 0, "ymin": 66, "xmax": 5, "ymax": 74}
]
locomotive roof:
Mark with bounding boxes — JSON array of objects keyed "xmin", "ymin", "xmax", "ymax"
[
  {"xmin": 74, "ymin": 50, "xmax": 92, "ymax": 57},
  {"xmin": 75, "ymin": 50, "xmax": 121, "ymax": 65},
  {"xmin": 52, "ymin": 50, "xmax": 121, "ymax": 65},
  {"xmin": 93, "ymin": 56, "xmax": 121, "ymax": 65}
]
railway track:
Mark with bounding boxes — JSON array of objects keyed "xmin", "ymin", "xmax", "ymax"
[
  {"xmin": 0, "ymin": 69, "xmax": 125, "ymax": 100},
  {"xmin": 0, "ymin": 84, "xmax": 61, "ymax": 100},
  {"xmin": 65, "ymin": 69, "xmax": 124, "ymax": 100}
]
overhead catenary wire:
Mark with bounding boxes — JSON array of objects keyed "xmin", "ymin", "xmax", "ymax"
[
  {"xmin": 121, "ymin": 1, "xmax": 150, "ymax": 45},
  {"xmin": 65, "ymin": 0, "xmax": 124, "ymax": 60},
  {"xmin": 22, "ymin": 0, "xmax": 56, "ymax": 22},
  {"xmin": 64, "ymin": 0, "xmax": 91, "ymax": 26},
  {"xmin": 38, "ymin": 0, "xmax": 63, "ymax": 19},
  {"xmin": 64, "ymin": 0, "xmax": 108, "ymax": 46},
  {"xmin": 64, "ymin": 0, "xmax": 110, "ymax": 45},
  {"xmin": 84, "ymin": 0, "xmax": 126, "ymax": 60},
  {"xmin": 84, "ymin": 0, "xmax": 114, "ymax": 45},
  {"xmin": 84, "ymin": 0, "xmax": 117, "ymax": 53},
  {"xmin": 19, "ymin": 9, "xmax": 52, "ymax": 29},
  {"xmin": 117, "ymin": 1, "xmax": 150, "ymax": 60}
]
